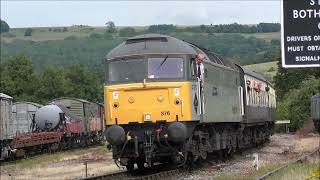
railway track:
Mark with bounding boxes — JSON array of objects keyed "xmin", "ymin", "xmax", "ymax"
[
  {"xmin": 80, "ymin": 165, "xmax": 185, "ymax": 180},
  {"xmin": 80, "ymin": 147, "xmax": 319, "ymax": 180},
  {"xmin": 256, "ymin": 147, "xmax": 320, "ymax": 180}
]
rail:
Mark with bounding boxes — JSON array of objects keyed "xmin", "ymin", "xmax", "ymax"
[{"xmin": 256, "ymin": 148, "xmax": 320, "ymax": 180}]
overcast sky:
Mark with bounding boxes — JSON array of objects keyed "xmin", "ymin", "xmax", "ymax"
[{"xmin": 1, "ymin": 1, "xmax": 281, "ymax": 28}]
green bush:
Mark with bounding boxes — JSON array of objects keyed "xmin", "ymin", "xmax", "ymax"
[
  {"xmin": 24, "ymin": 28, "xmax": 33, "ymax": 36},
  {"xmin": 1, "ymin": 32, "xmax": 16, "ymax": 38},
  {"xmin": 282, "ymin": 77, "xmax": 320, "ymax": 131},
  {"xmin": 267, "ymin": 67, "xmax": 275, "ymax": 72},
  {"xmin": 64, "ymin": 35, "xmax": 77, "ymax": 40},
  {"xmin": 0, "ymin": 19, "xmax": 10, "ymax": 33},
  {"xmin": 119, "ymin": 27, "xmax": 136, "ymax": 37},
  {"xmin": 89, "ymin": 33, "xmax": 103, "ymax": 39}
]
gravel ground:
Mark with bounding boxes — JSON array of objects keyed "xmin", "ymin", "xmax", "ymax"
[
  {"xmin": 177, "ymin": 133, "xmax": 320, "ymax": 180},
  {"xmin": 0, "ymin": 133, "xmax": 318, "ymax": 180},
  {"xmin": 0, "ymin": 146, "xmax": 119, "ymax": 180}
]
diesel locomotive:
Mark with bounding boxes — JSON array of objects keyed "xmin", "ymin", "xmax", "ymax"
[{"xmin": 104, "ymin": 34, "xmax": 276, "ymax": 170}]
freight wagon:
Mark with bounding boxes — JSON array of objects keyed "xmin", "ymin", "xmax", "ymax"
[
  {"xmin": 12, "ymin": 102, "xmax": 43, "ymax": 134},
  {"xmin": 1, "ymin": 96, "xmax": 105, "ymax": 160},
  {"xmin": 0, "ymin": 93, "xmax": 13, "ymax": 160}
]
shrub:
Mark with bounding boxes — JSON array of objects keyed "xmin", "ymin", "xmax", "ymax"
[
  {"xmin": 0, "ymin": 20, "xmax": 10, "ymax": 33},
  {"xmin": 119, "ymin": 27, "xmax": 136, "ymax": 37},
  {"xmin": 283, "ymin": 77, "xmax": 320, "ymax": 131},
  {"xmin": 24, "ymin": 28, "xmax": 33, "ymax": 36},
  {"xmin": 89, "ymin": 33, "xmax": 103, "ymax": 39},
  {"xmin": 267, "ymin": 67, "xmax": 275, "ymax": 72},
  {"xmin": 64, "ymin": 35, "xmax": 77, "ymax": 40},
  {"xmin": 1, "ymin": 32, "xmax": 16, "ymax": 38}
]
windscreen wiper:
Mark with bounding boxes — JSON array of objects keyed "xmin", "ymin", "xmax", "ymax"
[{"xmin": 156, "ymin": 56, "xmax": 169, "ymax": 70}]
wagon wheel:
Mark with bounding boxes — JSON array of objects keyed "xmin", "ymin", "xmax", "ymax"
[{"xmin": 49, "ymin": 143, "xmax": 59, "ymax": 153}]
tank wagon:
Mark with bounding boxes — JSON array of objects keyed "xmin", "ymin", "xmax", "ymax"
[
  {"xmin": 104, "ymin": 34, "xmax": 276, "ymax": 170},
  {"xmin": 311, "ymin": 94, "xmax": 320, "ymax": 132}
]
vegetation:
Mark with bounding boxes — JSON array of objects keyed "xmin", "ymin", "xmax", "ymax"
[
  {"xmin": 105, "ymin": 21, "xmax": 116, "ymax": 33},
  {"xmin": 148, "ymin": 23, "xmax": 280, "ymax": 34},
  {"xmin": 1, "ymin": 31, "xmax": 280, "ymax": 71},
  {"xmin": 273, "ymin": 58, "xmax": 320, "ymax": 131},
  {"xmin": 119, "ymin": 27, "xmax": 136, "ymax": 37},
  {"xmin": 0, "ymin": 55, "xmax": 103, "ymax": 104},
  {"xmin": 24, "ymin": 28, "xmax": 33, "ymax": 36},
  {"xmin": 0, "ymin": 19, "xmax": 10, "ymax": 33}
]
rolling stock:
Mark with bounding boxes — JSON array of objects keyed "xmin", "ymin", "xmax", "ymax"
[
  {"xmin": 311, "ymin": 94, "xmax": 320, "ymax": 132},
  {"xmin": 0, "ymin": 96, "xmax": 104, "ymax": 160},
  {"xmin": 104, "ymin": 34, "xmax": 276, "ymax": 170}
]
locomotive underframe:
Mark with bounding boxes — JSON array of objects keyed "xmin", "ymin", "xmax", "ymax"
[{"xmin": 110, "ymin": 121, "xmax": 274, "ymax": 170}]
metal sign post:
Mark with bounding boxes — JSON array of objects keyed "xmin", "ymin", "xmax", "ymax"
[{"xmin": 281, "ymin": 0, "xmax": 320, "ymax": 68}]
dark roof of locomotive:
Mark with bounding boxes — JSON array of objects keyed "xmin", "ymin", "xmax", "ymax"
[
  {"xmin": 106, "ymin": 34, "xmax": 197, "ymax": 60},
  {"xmin": 106, "ymin": 34, "xmax": 238, "ymax": 70}
]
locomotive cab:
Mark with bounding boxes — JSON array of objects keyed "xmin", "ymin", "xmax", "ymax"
[
  {"xmin": 105, "ymin": 55, "xmax": 197, "ymax": 168},
  {"xmin": 104, "ymin": 35, "xmax": 201, "ymax": 169}
]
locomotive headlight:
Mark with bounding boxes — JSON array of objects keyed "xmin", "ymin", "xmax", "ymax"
[
  {"xmin": 144, "ymin": 114, "xmax": 151, "ymax": 121},
  {"xmin": 175, "ymin": 98, "xmax": 181, "ymax": 105}
]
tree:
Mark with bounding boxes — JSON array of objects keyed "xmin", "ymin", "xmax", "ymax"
[
  {"xmin": 0, "ymin": 55, "xmax": 37, "ymax": 101},
  {"xmin": 105, "ymin": 21, "xmax": 116, "ymax": 33},
  {"xmin": 35, "ymin": 67, "xmax": 68, "ymax": 103},
  {"xmin": 274, "ymin": 57, "xmax": 320, "ymax": 99},
  {"xmin": 24, "ymin": 28, "xmax": 33, "ymax": 36},
  {"xmin": 62, "ymin": 27, "xmax": 68, "ymax": 32},
  {"xmin": 64, "ymin": 65, "xmax": 103, "ymax": 102},
  {"xmin": 0, "ymin": 19, "xmax": 10, "ymax": 33},
  {"xmin": 283, "ymin": 77, "xmax": 320, "ymax": 131},
  {"xmin": 119, "ymin": 27, "xmax": 136, "ymax": 37},
  {"xmin": 148, "ymin": 24, "xmax": 176, "ymax": 34}
]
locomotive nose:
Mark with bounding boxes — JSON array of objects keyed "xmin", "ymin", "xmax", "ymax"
[{"xmin": 105, "ymin": 125, "xmax": 126, "ymax": 145}]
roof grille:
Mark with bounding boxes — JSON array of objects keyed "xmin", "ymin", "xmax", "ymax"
[{"xmin": 125, "ymin": 37, "xmax": 168, "ymax": 44}]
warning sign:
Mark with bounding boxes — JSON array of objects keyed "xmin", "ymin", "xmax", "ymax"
[{"xmin": 281, "ymin": 0, "xmax": 320, "ymax": 68}]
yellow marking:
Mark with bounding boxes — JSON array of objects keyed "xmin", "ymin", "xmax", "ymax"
[{"xmin": 105, "ymin": 82, "xmax": 193, "ymax": 125}]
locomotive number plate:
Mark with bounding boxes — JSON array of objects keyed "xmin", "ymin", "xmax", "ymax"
[{"xmin": 161, "ymin": 111, "xmax": 170, "ymax": 116}]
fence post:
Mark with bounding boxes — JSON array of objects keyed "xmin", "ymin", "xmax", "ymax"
[{"xmin": 84, "ymin": 161, "xmax": 88, "ymax": 178}]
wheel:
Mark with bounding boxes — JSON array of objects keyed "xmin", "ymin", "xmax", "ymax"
[
  {"xmin": 126, "ymin": 161, "xmax": 134, "ymax": 171},
  {"xmin": 137, "ymin": 159, "xmax": 145, "ymax": 170}
]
